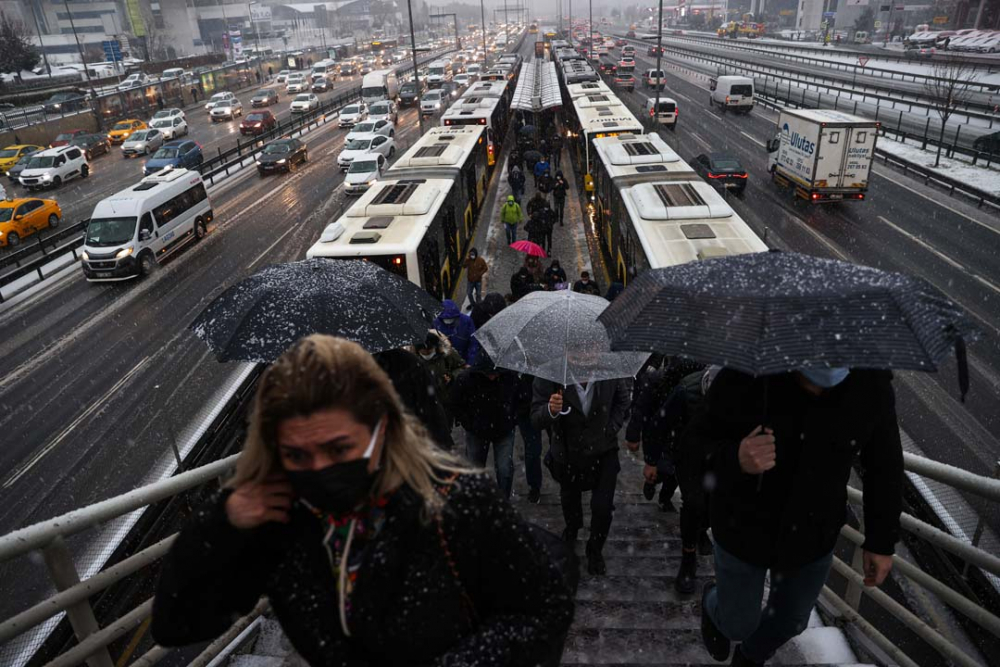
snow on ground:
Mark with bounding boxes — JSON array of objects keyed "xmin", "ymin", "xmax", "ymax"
[{"xmin": 878, "ymin": 137, "xmax": 1000, "ymax": 194}]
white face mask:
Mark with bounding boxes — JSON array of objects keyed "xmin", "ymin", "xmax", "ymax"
[{"xmin": 419, "ymin": 350, "xmax": 436, "ymax": 360}]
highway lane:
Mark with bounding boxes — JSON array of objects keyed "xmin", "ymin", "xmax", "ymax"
[
  {"xmin": 610, "ymin": 50, "xmax": 1000, "ymax": 482},
  {"xmin": 0, "ymin": 102, "xmax": 428, "ymax": 538}
]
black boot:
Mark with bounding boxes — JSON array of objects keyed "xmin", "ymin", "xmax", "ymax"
[
  {"xmin": 731, "ymin": 646, "xmax": 764, "ymax": 667},
  {"xmin": 586, "ymin": 541, "xmax": 607, "ymax": 575},
  {"xmin": 701, "ymin": 581, "xmax": 731, "ymax": 661},
  {"xmin": 528, "ymin": 487, "xmax": 541, "ymax": 504},
  {"xmin": 675, "ymin": 548, "xmax": 698, "ymax": 595},
  {"xmin": 699, "ymin": 531, "xmax": 714, "ymax": 556}
]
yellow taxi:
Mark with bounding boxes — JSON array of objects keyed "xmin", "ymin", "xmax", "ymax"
[
  {"xmin": 0, "ymin": 145, "xmax": 44, "ymax": 173},
  {"xmin": 0, "ymin": 197, "xmax": 62, "ymax": 247},
  {"xmin": 107, "ymin": 119, "xmax": 147, "ymax": 144}
]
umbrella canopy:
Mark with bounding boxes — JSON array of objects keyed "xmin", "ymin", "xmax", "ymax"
[
  {"xmin": 510, "ymin": 240, "xmax": 548, "ymax": 257},
  {"xmin": 190, "ymin": 258, "xmax": 441, "ymax": 363},
  {"xmin": 599, "ymin": 252, "xmax": 976, "ymax": 387},
  {"xmin": 519, "ymin": 124, "xmax": 537, "ymax": 135},
  {"xmin": 474, "ymin": 290, "xmax": 650, "ymax": 386}
]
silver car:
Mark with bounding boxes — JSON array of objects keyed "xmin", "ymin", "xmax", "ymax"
[{"xmin": 121, "ymin": 129, "xmax": 164, "ymax": 157}]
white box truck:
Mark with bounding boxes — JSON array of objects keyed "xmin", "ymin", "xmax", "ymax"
[
  {"xmin": 361, "ymin": 69, "xmax": 400, "ymax": 105},
  {"xmin": 766, "ymin": 108, "xmax": 879, "ymax": 203}
]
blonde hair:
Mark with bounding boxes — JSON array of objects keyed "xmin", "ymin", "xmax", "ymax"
[{"xmin": 229, "ymin": 334, "xmax": 469, "ymax": 517}]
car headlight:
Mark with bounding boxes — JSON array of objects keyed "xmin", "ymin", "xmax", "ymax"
[
  {"xmin": 81, "ymin": 251, "xmax": 89, "ymax": 260},
  {"xmin": 42, "ymin": 174, "xmax": 52, "ymax": 181},
  {"xmin": 367, "ymin": 179, "xmax": 376, "ymax": 186},
  {"xmin": 277, "ymin": 159, "xmax": 287, "ymax": 164},
  {"xmin": 115, "ymin": 247, "xmax": 134, "ymax": 259},
  {"xmin": 255, "ymin": 159, "xmax": 261, "ymax": 165}
]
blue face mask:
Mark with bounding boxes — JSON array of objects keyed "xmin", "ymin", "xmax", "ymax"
[{"xmin": 800, "ymin": 368, "xmax": 850, "ymax": 388}]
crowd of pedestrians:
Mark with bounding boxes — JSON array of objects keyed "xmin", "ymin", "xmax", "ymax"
[{"xmin": 151, "ymin": 99, "xmax": 906, "ymax": 667}]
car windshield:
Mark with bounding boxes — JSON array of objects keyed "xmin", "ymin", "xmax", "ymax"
[
  {"xmin": 253, "ymin": 92, "xmax": 269, "ymax": 98},
  {"xmin": 0, "ymin": 208, "xmax": 13, "ymax": 223},
  {"xmin": 112, "ymin": 122, "xmax": 132, "ymax": 131},
  {"xmin": 25, "ymin": 156, "xmax": 55, "ymax": 168},
  {"xmin": 371, "ymin": 104, "xmax": 389, "ymax": 114},
  {"xmin": 153, "ymin": 147, "xmax": 179, "ymax": 159},
  {"xmin": 401, "ymin": 84, "xmax": 416, "ymax": 93},
  {"xmin": 129, "ymin": 131, "xmax": 150, "ymax": 141},
  {"xmin": 211, "ymin": 94, "xmax": 228, "ymax": 101},
  {"xmin": 295, "ymin": 95, "xmax": 311, "ymax": 101},
  {"xmin": 0, "ymin": 149, "xmax": 20, "ymax": 158},
  {"xmin": 425, "ymin": 92, "xmax": 442, "ymax": 100},
  {"xmin": 153, "ymin": 110, "xmax": 173, "ymax": 118},
  {"xmin": 345, "ymin": 138, "xmax": 372, "ymax": 150},
  {"xmin": 349, "ymin": 160, "xmax": 377, "ymax": 173},
  {"xmin": 86, "ymin": 217, "xmax": 137, "ymax": 246},
  {"xmin": 216, "ymin": 101, "xmax": 232, "ymax": 108},
  {"xmin": 263, "ymin": 143, "xmax": 291, "ymax": 154},
  {"xmin": 343, "ymin": 105, "xmax": 360, "ymax": 115},
  {"xmin": 354, "ymin": 122, "xmax": 375, "ymax": 133},
  {"xmin": 55, "ymin": 134, "xmax": 76, "ymax": 141},
  {"xmin": 151, "ymin": 119, "xmax": 171, "ymax": 127},
  {"xmin": 247, "ymin": 113, "xmax": 266, "ymax": 121},
  {"xmin": 712, "ymin": 158, "xmax": 743, "ymax": 171}
]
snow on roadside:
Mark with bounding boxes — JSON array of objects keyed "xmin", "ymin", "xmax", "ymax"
[{"xmin": 878, "ymin": 137, "xmax": 1000, "ymax": 194}]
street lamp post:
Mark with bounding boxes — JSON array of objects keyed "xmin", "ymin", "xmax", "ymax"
[
  {"xmin": 479, "ymin": 0, "xmax": 487, "ymax": 64},
  {"xmin": 63, "ymin": 0, "xmax": 95, "ymax": 95},
  {"xmin": 29, "ymin": 3, "xmax": 52, "ymax": 76},
  {"xmin": 406, "ymin": 0, "xmax": 424, "ymax": 135},
  {"xmin": 248, "ymin": 2, "xmax": 264, "ymax": 80},
  {"xmin": 653, "ymin": 0, "xmax": 664, "ymax": 131}
]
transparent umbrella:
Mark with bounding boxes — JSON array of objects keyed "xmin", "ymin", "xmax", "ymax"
[{"xmin": 473, "ymin": 290, "xmax": 650, "ymax": 386}]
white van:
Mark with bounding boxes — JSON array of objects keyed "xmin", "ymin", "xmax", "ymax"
[
  {"xmin": 362, "ymin": 69, "xmax": 400, "ymax": 105},
  {"xmin": 161, "ymin": 67, "xmax": 185, "ymax": 80},
  {"xmin": 709, "ymin": 75, "xmax": 754, "ymax": 113},
  {"xmin": 81, "ymin": 169, "xmax": 213, "ymax": 281},
  {"xmin": 311, "ymin": 59, "xmax": 338, "ymax": 81},
  {"xmin": 426, "ymin": 60, "xmax": 453, "ymax": 87},
  {"xmin": 644, "ymin": 96, "xmax": 678, "ymax": 129}
]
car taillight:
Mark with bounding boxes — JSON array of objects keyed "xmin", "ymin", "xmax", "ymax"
[
  {"xmin": 707, "ymin": 172, "xmax": 723, "ymax": 179},
  {"xmin": 735, "ymin": 173, "xmax": 748, "ymax": 178},
  {"xmin": 726, "ymin": 95, "xmax": 731, "ymax": 104},
  {"xmin": 811, "ymin": 192, "xmax": 820, "ymax": 200},
  {"xmin": 650, "ymin": 108, "xmax": 655, "ymax": 116}
]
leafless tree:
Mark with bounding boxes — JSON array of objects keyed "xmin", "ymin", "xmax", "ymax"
[
  {"xmin": 924, "ymin": 59, "xmax": 979, "ymax": 168},
  {"xmin": 0, "ymin": 11, "xmax": 40, "ymax": 78}
]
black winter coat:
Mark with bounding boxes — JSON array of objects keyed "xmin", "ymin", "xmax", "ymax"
[
  {"xmin": 451, "ymin": 367, "xmax": 518, "ymax": 441},
  {"xmin": 625, "ymin": 362, "xmax": 705, "ymax": 465},
  {"xmin": 690, "ymin": 369, "xmax": 903, "ymax": 570},
  {"xmin": 375, "ymin": 349, "xmax": 455, "ymax": 450},
  {"xmin": 531, "ymin": 377, "xmax": 631, "ymax": 462},
  {"xmin": 152, "ymin": 474, "xmax": 575, "ymax": 667}
]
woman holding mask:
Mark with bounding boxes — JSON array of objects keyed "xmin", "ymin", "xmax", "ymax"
[{"xmin": 152, "ymin": 335, "xmax": 574, "ymax": 666}]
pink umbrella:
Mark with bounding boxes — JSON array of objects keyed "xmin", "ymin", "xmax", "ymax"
[{"xmin": 510, "ymin": 240, "xmax": 548, "ymax": 258}]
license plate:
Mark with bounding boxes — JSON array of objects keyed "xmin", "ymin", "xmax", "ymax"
[
  {"xmin": 829, "ymin": 194, "xmax": 844, "ymax": 200},
  {"xmin": 95, "ymin": 272, "xmax": 111, "ymax": 278},
  {"xmin": 724, "ymin": 183, "xmax": 738, "ymax": 188}
]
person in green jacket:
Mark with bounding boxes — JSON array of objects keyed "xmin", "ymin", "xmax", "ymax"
[{"xmin": 500, "ymin": 195, "xmax": 523, "ymax": 246}]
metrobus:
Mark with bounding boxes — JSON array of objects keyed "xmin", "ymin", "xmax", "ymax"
[
  {"xmin": 460, "ymin": 79, "xmax": 512, "ymax": 108},
  {"xmin": 441, "ymin": 95, "xmax": 509, "ymax": 168},
  {"xmin": 306, "ymin": 179, "xmax": 463, "ymax": 301},
  {"xmin": 529, "ymin": 23, "xmax": 539, "ymax": 34},
  {"xmin": 388, "ymin": 125, "xmax": 489, "ymax": 260},
  {"xmin": 567, "ymin": 94, "xmax": 643, "ymax": 191},
  {"xmin": 591, "ymin": 133, "xmax": 767, "ymax": 283},
  {"xmin": 371, "ymin": 38, "xmax": 398, "ymax": 53}
]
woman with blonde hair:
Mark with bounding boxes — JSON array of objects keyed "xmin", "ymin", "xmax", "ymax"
[{"xmin": 153, "ymin": 335, "xmax": 574, "ymax": 666}]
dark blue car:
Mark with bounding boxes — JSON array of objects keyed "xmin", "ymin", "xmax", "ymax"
[{"xmin": 144, "ymin": 140, "xmax": 204, "ymax": 176}]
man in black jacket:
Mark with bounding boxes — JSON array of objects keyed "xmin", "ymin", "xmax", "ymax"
[
  {"xmin": 452, "ymin": 355, "xmax": 519, "ymax": 498},
  {"xmin": 375, "ymin": 349, "xmax": 455, "ymax": 451},
  {"xmin": 532, "ymin": 375, "xmax": 631, "ymax": 575},
  {"xmin": 695, "ymin": 368, "xmax": 903, "ymax": 667}
]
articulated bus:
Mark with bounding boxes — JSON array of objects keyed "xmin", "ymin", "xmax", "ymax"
[
  {"xmin": 388, "ymin": 125, "xmax": 489, "ymax": 258},
  {"xmin": 441, "ymin": 95, "xmax": 509, "ymax": 168},
  {"xmin": 591, "ymin": 134, "xmax": 767, "ymax": 283},
  {"xmin": 308, "ymin": 127, "xmax": 491, "ymax": 300},
  {"xmin": 567, "ymin": 95, "xmax": 643, "ymax": 191},
  {"xmin": 461, "ymin": 79, "xmax": 513, "ymax": 108}
]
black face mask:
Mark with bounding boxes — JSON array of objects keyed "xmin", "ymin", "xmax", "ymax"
[{"xmin": 287, "ymin": 418, "xmax": 383, "ymax": 515}]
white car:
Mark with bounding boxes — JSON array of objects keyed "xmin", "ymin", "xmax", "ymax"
[
  {"xmin": 205, "ymin": 91, "xmax": 236, "ymax": 112},
  {"xmin": 454, "ymin": 73, "xmax": 471, "ymax": 87},
  {"xmin": 275, "ymin": 70, "xmax": 291, "ymax": 83},
  {"xmin": 151, "ymin": 107, "xmax": 186, "ymax": 122},
  {"xmin": 337, "ymin": 133, "xmax": 395, "ymax": 170},
  {"xmin": 344, "ymin": 153, "xmax": 387, "ymax": 194},
  {"xmin": 338, "ymin": 102, "xmax": 368, "ymax": 127},
  {"xmin": 347, "ymin": 119, "xmax": 394, "ymax": 141},
  {"xmin": 290, "ymin": 93, "xmax": 320, "ymax": 113},
  {"xmin": 149, "ymin": 115, "xmax": 189, "ymax": 139},
  {"xmin": 368, "ymin": 100, "xmax": 398, "ymax": 124},
  {"xmin": 286, "ymin": 75, "xmax": 308, "ymax": 93},
  {"xmin": 118, "ymin": 72, "xmax": 150, "ymax": 91},
  {"xmin": 121, "ymin": 129, "xmax": 165, "ymax": 157},
  {"xmin": 210, "ymin": 99, "xmax": 244, "ymax": 121},
  {"xmin": 18, "ymin": 145, "xmax": 89, "ymax": 190},
  {"xmin": 420, "ymin": 89, "xmax": 445, "ymax": 115}
]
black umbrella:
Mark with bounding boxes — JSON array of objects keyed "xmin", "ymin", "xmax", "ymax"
[
  {"xmin": 519, "ymin": 124, "xmax": 537, "ymax": 136},
  {"xmin": 599, "ymin": 252, "xmax": 977, "ymax": 399},
  {"xmin": 190, "ymin": 258, "xmax": 441, "ymax": 363}
]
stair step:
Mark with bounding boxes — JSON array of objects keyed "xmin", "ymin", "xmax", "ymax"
[
  {"xmin": 561, "ymin": 628, "xmax": 715, "ymax": 664},
  {"xmin": 574, "ymin": 553, "xmax": 714, "ymax": 576},
  {"xmin": 576, "ymin": 575, "xmax": 711, "ymax": 602},
  {"xmin": 572, "ymin": 600, "xmax": 700, "ymax": 630}
]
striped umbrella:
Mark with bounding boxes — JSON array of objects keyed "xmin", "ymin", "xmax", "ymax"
[{"xmin": 598, "ymin": 252, "xmax": 977, "ymax": 398}]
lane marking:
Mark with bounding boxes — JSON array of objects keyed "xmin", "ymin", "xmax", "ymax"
[
  {"xmin": 706, "ymin": 112, "xmax": 724, "ymax": 123},
  {"xmin": 875, "ymin": 171, "xmax": 1000, "ymax": 238},
  {"xmin": 878, "ymin": 215, "xmax": 1000, "ymax": 296},
  {"xmin": 782, "ymin": 212, "xmax": 850, "ymax": 260},
  {"xmin": 689, "ymin": 131, "xmax": 712, "ymax": 151},
  {"xmin": 740, "ymin": 131, "xmax": 765, "ymax": 148},
  {"xmin": 672, "ymin": 92, "xmax": 693, "ymax": 104},
  {"xmin": 1, "ymin": 355, "xmax": 151, "ymax": 490},
  {"xmin": 247, "ymin": 225, "xmax": 298, "ymax": 270}
]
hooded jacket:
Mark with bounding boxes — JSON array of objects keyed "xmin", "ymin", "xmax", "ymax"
[
  {"xmin": 433, "ymin": 300, "xmax": 477, "ymax": 364},
  {"xmin": 500, "ymin": 199, "xmax": 523, "ymax": 226},
  {"xmin": 152, "ymin": 474, "xmax": 575, "ymax": 667},
  {"xmin": 464, "ymin": 254, "xmax": 489, "ymax": 283},
  {"xmin": 689, "ymin": 369, "xmax": 903, "ymax": 570},
  {"xmin": 413, "ymin": 330, "xmax": 466, "ymax": 410},
  {"xmin": 509, "ymin": 167, "xmax": 526, "ymax": 191}
]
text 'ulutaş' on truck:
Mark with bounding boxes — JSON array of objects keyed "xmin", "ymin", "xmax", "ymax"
[{"xmin": 766, "ymin": 108, "xmax": 878, "ymax": 203}]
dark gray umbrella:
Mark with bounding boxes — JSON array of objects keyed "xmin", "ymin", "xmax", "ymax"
[
  {"xmin": 519, "ymin": 124, "xmax": 537, "ymax": 136},
  {"xmin": 599, "ymin": 252, "xmax": 976, "ymax": 398},
  {"xmin": 190, "ymin": 258, "xmax": 441, "ymax": 363}
]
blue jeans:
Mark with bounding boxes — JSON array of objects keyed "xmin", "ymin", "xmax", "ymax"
[
  {"xmin": 466, "ymin": 430, "xmax": 515, "ymax": 498},
  {"xmin": 705, "ymin": 543, "xmax": 834, "ymax": 662},
  {"xmin": 467, "ymin": 280, "xmax": 482, "ymax": 304},
  {"xmin": 517, "ymin": 413, "xmax": 542, "ymax": 491},
  {"xmin": 504, "ymin": 224, "xmax": 517, "ymax": 245}
]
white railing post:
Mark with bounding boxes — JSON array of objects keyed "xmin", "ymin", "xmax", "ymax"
[
  {"xmin": 42, "ymin": 537, "xmax": 115, "ymax": 667},
  {"xmin": 964, "ymin": 460, "xmax": 1000, "ymax": 578}
]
